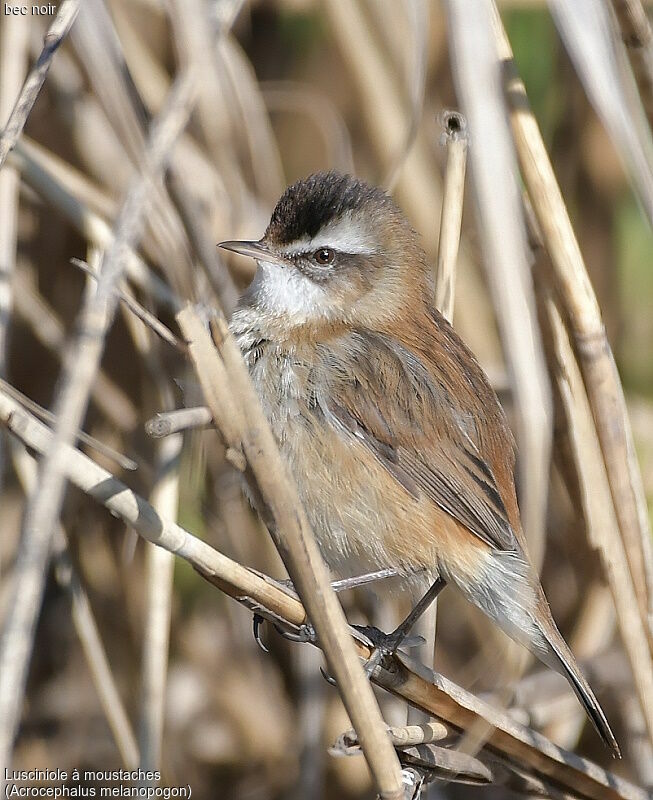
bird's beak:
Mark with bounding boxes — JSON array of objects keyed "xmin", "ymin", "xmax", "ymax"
[{"xmin": 218, "ymin": 239, "xmax": 289, "ymax": 268}]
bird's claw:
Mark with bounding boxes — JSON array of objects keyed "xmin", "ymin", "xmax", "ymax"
[
  {"xmin": 252, "ymin": 613, "xmax": 269, "ymax": 652},
  {"xmin": 320, "ymin": 666, "xmax": 337, "ymax": 686}
]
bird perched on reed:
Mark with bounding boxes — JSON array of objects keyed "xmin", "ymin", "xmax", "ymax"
[{"xmin": 220, "ymin": 171, "xmax": 618, "ymax": 755}]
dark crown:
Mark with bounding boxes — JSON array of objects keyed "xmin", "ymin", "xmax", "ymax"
[{"xmin": 264, "ymin": 171, "xmax": 398, "ymax": 245}]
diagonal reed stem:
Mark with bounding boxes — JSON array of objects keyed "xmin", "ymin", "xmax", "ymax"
[
  {"xmin": 492, "ymin": 1, "xmax": 653, "ymax": 649},
  {"xmin": 177, "ymin": 306, "xmax": 406, "ymax": 800}
]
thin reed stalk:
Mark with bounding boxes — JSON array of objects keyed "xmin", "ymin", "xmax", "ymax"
[
  {"xmin": 610, "ymin": 0, "xmax": 653, "ymax": 130},
  {"xmin": 0, "ymin": 0, "xmax": 80, "ymax": 170},
  {"xmin": 492, "ymin": 1, "xmax": 653, "ymax": 651},
  {"xmin": 444, "ymin": 0, "xmax": 552, "ymax": 570},
  {"xmin": 434, "ymin": 110, "xmax": 468, "ymax": 323},
  {"xmin": 0, "ymin": 71, "xmax": 196, "ymax": 773},
  {"xmin": 139, "ymin": 436, "xmax": 181, "ymax": 777},
  {"xmin": 177, "ymin": 306, "xmax": 406, "ymax": 800},
  {"xmin": 0, "ymin": 12, "xmax": 34, "ymax": 510}
]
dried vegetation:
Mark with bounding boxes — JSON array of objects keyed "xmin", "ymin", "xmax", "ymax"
[{"xmin": 0, "ymin": 1, "xmax": 652, "ymax": 799}]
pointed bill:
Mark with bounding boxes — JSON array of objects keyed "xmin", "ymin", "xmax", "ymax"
[{"xmin": 218, "ymin": 240, "xmax": 289, "ymax": 268}]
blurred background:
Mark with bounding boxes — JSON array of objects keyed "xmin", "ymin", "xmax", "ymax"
[{"xmin": 0, "ymin": 0, "xmax": 652, "ymax": 798}]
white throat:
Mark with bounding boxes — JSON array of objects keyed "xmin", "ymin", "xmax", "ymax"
[{"xmin": 246, "ymin": 260, "xmax": 334, "ymax": 325}]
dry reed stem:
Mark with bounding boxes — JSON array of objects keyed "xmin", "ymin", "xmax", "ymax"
[
  {"xmin": 492, "ymin": 4, "xmax": 653, "ymax": 649},
  {"xmin": 335, "ymin": 721, "xmax": 449, "ymax": 753},
  {"xmin": 444, "ymin": 0, "xmax": 552, "ymax": 570},
  {"xmin": 10, "ymin": 444, "xmax": 139, "ymax": 770},
  {"xmin": 115, "ymin": 197, "xmax": 184, "ymax": 782},
  {"xmin": 528, "ymin": 215, "xmax": 618, "ymax": 751},
  {"xmin": 611, "ymin": 0, "xmax": 653, "ymax": 129},
  {"xmin": 0, "ymin": 0, "xmax": 80, "ymax": 170},
  {"xmin": 145, "ymin": 407, "xmax": 212, "ymax": 438},
  {"xmin": 336, "ymin": 727, "xmax": 492, "ymax": 788},
  {"xmin": 71, "ymin": 3, "xmax": 196, "ymax": 301},
  {"xmin": 291, "ymin": 642, "xmax": 328, "ymax": 800},
  {"xmin": 0, "ymin": 12, "xmax": 33, "ymax": 506},
  {"xmin": 110, "ymin": 0, "xmax": 170, "ymax": 111},
  {"xmin": 410, "ymin": 108, "xmax": 469, "ymax": 710},
  {"xmin": 139, "ymin": 436, "xmax": 181, "ymax": 776},
  {"xmin": 71, "ymin": 0, "xmax": 148, "ymax": 161},
  {"xmin": 0, "ymin": 71, "xmax": 196, "ymax": 772},
  {"xmin": 60, "ymin": 540, "xmax": 140, "ymax": 771},
  {"xmin": 16, "ymin": 135, "xmax": 116, "ymax": 220},
  {"xmin": 0, "ymin": 388, "xmax": 647, "ymax": 800},
  {"xmin": 539, "ymin": 281, "xmax": 653, "ymax": 745},
  {"xmin": 177, "ymin": 314, "xmax": 245, "ymax": 469},
  {"xmin": 548, "ymin": 0, "xmax": 653, "ymax": 227},
  {"xmin": 434, "ymin": 110, "xmax": 468, "ymax": 323},
  {"xmin": 165, "ymin": 167, "xmax": 240, "ymax": 315},
  {"xmin": 177, "ymin": 306, "xmax": 406, "ymax": 800},
  {"xmin": 60, "ymin": 4, "xmax": 238, "ymax": 272}
]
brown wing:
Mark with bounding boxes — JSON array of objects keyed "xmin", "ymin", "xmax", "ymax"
[{"xmin": 321, "ymin": 328, "xmax": 519, "ymax": 554}]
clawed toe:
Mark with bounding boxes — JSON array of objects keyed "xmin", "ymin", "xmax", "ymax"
[
  {"xmin": 251, "ymin": 612, "xmax": 318, "ymax": 650},
  {"xmin": 320, "ymin": 666, "xmax": 337, "ymax": 686},
  {"xmin": 273, "ymin": 621, "xmax": 316, "ymax": 643},
  {"xmin": 252, "ymin": 614, "xmax": 269, "ymax": 652}
]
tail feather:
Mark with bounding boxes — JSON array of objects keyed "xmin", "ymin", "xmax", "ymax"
[
  {"xmin": 452, "ymin": 552, "xmax": 620, "ymax": 755},
  {"xmin": 544, "ymin": 625, "xmax": 621, "ymax": 758}
]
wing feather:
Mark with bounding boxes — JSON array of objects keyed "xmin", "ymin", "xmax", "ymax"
[{"xmin": 321, "ymin": 330, "xmax": 518, "ymax": 553}]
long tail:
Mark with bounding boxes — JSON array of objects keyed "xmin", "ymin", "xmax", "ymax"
[
  {"xmin": 453, "ymin": 551, "xmax": 620, "ymax": 754},
  {"xmin": 542, "ymin": 621, "xmax": 620, "ymax": 757}
]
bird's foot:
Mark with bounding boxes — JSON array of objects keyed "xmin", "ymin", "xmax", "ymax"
[
  {"xmin": 352, "ymin": 624, "xmax": 426, "ymax": 676},
  {"xmin": 352, "ymin": 577, "xmax": 447, "ymax": 676},
  {"xmin": 274, "ymin": 620, "xmax": 316, "ymax": 644},
  {"xmin": 252, "ymin": 613, "xmax": 316, "ymax": 651},
  {"xmin": 251, "ymin": 570, "xmax": 402, "ymax": 651}
]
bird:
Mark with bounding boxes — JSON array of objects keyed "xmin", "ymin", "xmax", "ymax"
[{"xmin": 219, "ymin": 170, "xmax": 619, "ymax": 756}]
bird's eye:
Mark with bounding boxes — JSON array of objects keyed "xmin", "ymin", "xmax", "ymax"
[{"xmin": 313, "ymin": 248, "xmax": 335, "ymax": 265}]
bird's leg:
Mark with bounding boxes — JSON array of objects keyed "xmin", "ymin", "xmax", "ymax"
[
  {"xmin": 252, "ymin": 569, "xmax": 402, "ymax": 650},
  {"xmin": 330, "ymin": 568, "xmax": 402, "ymax": 592},
  {"xmin": 281, "ymin": 568, "xmax": 402, "ymax": 598},
  {"xmin": 355, "ymin": 577, "xmax": 447, "ymax": 677}
]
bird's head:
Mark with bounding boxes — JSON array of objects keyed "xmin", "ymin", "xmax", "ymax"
[{"xmin": 220, "ymin": 172, "xmax": 430, "ymax": 332}]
